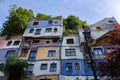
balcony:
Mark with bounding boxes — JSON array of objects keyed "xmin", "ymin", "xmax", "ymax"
[{"xmin": 22, "ymin": 43, "xmax": 30, "ymax": 49}]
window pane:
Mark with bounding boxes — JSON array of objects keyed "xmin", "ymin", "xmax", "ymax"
[
  {"xmin": 75, "ymin": 63, "xmax": 80, "ymax": 70},
  {"xmin": 29, "ymin": 29, "xmax": 34, "ymax": 33},
  {"xmin": 6, "ymin": 41, "xmax": 12, "ymax": 46},
  {"xmin": 28, "ymin": 51, "xmax": 37, "ymax": 60},
  {"xmin": 32, "ymin": 40, "xmax": 39, "ymax": 45},
  {"xmin": 35, "ymin": 29, "xmax": 41, "ymax": 35},
  {"xmin": 65, "ymin": 49, "xmax": 76, "ymax": 56},
  {"xmin": 66, "ymin": 63, "xmax": 72, "ymax": 71},
  {"xmin": 33, "ymin": 22, "xmax": 39, "ymax": 25},
  {"xmin": 46, "ymin": 28, "xmax": 52, "ymax": 32},
  {"xmin": 21, "ymin": 51, "xmax": 28, "ymax": 57},
  {"xmin": 6, "ymin": 50, "xmax": 16, "ymax": 57},
  {"xmin": 26, "ymin": 64, "xmax": 34, "ymax": 75},
  {"xmin": 48, "ymin": 50, "xmax": 56, "ymax": 57},
  {"xmin": 41, "ymin": 64, "xmax": 47, "ymax": 70},
  {"xmin": 13, "ymin": 41, "xmax": 20, "ymax": 45},
  {"xmin": 94, "ymin": 48, "xmax": 103, "ymax": 55},
  {"xmin": 50, "ymin": 63, "xmax": 56, "ymax": 72},
  {"xmin": 67, "ymin": 39, "xmax": 74, "ymax": 44}
]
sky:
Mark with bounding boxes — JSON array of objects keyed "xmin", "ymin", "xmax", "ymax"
[{"xmin": 0, "ymin": 0, "xmax": 120, "ymax": 29}]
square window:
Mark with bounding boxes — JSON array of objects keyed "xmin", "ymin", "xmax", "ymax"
[
  {"xmin": 48, "ymin": 50, "xmax": 56, "ymax": 57},
  {"xmin": 94, "ymin": 48, "xmax": 103, "ymax": 55},
  {"xmin": 46, "ymin": 40, "xmax": 50, "ymax": 44},
  {"xmin": 33, "ymin": 22, "xmax": 39, "ymax": 25},
  {"xmin": 45, "ymin": 28, "xmax": 52, "ymax": 32},
  {"xmin": 67, "ymin": 39, "xmax": 74, "ymax": 44},
  {"xmin": 13, "ymin": 41, "xmax": 20, "ymax": 46},
  {"xmin": 48, "ymin": 20, "xmax": 53, "ymax": 25},
  {"xmin": 35, "ymin": 29, "xmax": 41, "ymax": 35},
  {"xmin": 28, "ymin": 51, "xmax": 37, "ymax": 61},
  {"xmin": 29, "ymin": 29, "xmax": 34, "ymax": 33},
  {"xmin": 66, "ymin": 63, "xmax": 72, "ymax": 71},
  {"xmin": 53, "ymin": 39, "xmax": 57, "ymax": 43},
  {"xmin": 50, "ymin": 63, "xmax": 57, "ymax": 72},
  {"xmin": 41, "ymin": 64, "xmax": 47, "ymax": 70},
  {"xmin": 6, "ymin": 41, "xmax": 12, "ymax": 46},
  {"xmin": 6, "ymin": 50, "xmax": 16, "ymax": 57},
  {"xmin": 32, "ymin": 40, "xmax": 39, "ymax": 45},
  {"xmin": 65, "ymin": 49, "xmax": 76, "ymax": 56},
  {"xmin": 26, "ymin": 64, "xmax": 34, "ymax": 75},
  {"xmin": 21, "ymin": 50, "xmax": 28, "ymax": 57}
]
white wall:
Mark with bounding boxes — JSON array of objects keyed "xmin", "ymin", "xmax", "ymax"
[
  {"xmin": 33, "ymin": 60, "xmax": 60, "ymax": 76},
  {"xmin": 23, "ymin": 26, "xmax": 62, "ymax": 37},
  {"xmin": 59, "ymin": 75, "xmax": 86, "ymax": 80},
  {"xmin": 61, "ymin": 46, "xmax": 84, "ymax": 59}
]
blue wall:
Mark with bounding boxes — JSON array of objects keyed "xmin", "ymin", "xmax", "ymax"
[
  {"xmin": 85, "ymin": 59, "xmax": 107, "ymax": 76},
  {"xmin": 61, "ymin": 59, "xmax": 86, "ymax": 75}
]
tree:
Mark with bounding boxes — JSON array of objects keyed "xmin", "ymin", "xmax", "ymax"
[
  {"xmin": 63, "ymin": 15, "xmax": 87, "ymax": 34},
  {"xmin": 1, "ymin": 4, "xmax": 34, "ymax": 36},
  {"xmin": 35, "ymin": 13, "xmax": 52, "ymax": 20},
  {"xmin": 3, "ymin": 55, "xmax": 28, "ymax": 80}
]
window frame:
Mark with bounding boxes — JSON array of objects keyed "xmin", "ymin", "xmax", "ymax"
[
  {"xmin": 66, "ymin": 39, "xmax": 74, "ymax": 44},
  {"xmin": 6, "ymin": 50, "xmax": 16, "ymax": 57},
  {"xmin": 45, "ymin": 28, "xmax": 52, "ymax": 32},
  {"xmin": 74, "ymin": 62, "xmax": 80, "ymax": 70},
  {"xmin": 29, "ymin": 29, "xmax": 34, "ymax": 33},
  {"xmin": 28, "ymin": 51, "xmax": 37, "ymax": 61},
  {"xmin": 13, "ymin": 41, "xmax": 20, "ymax": 46},
  {"xmin": 66, "ymin": 63, "xmax": 72, "ymax": 71},
  {"xmin": 35, "ymin": 29, "xmax": 41, "ymax": 35},
  {"xmin": 33, "ymin": 22, "xmax": 39, "ymax": 25},
  {"xmin": 41, "ymin": 63, "xmax": 47, "ymax": 70},
  {"xmin": 93, "ymin": 48, "xmax": 103, "ymax": 55},
  {"xmin": 26, "ymin": 64, "xmax": 34, "ymax": 75},
  {"xmin": 20, "ymin": 50, "xmax": 28, "ymax": 57},
  {"xmin": 47, "ymin": 50, "xmax": 56, "ymax": 57},
  {"xmin": 32, "ymin": 40, "xmax": 39, "ymax": 45},
  {"xmin": 6, "ymin": 41, "xmax": 12, "ymax": 46},
  {"xmin": 65, "ymin": 49, "xmax": 76, "ymax": 56},
  {"xmin": 50, "ymin": 63, "xmax": 57, "ymax": 72}
]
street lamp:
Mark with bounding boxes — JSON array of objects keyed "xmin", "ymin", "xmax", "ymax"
[{"xmin": 82, "ymin": 26, "xmax": 98, "ymax": 80}]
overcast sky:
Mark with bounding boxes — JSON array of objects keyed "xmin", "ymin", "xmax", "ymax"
[{"xmin": 0, "ymin": 0, "xmax": 120, "ymax": 28}]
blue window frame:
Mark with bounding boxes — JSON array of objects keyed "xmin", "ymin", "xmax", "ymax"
[
  {"xmin": 41, "ymin": 64, "xmax": 47, "ymax": 70},
  {"xmin": 65, "ymin": 49, "xmax": 76, "ymax": 56},
  {"xmin": 48, "ymin": 50, "xmax": 56, "ymax": 57},
  {"xmin": 50, "ymin": 63, "xmax": 57, "ymax": 72},
  {"xmin": 28, "ymin": 51, "xmax": 37, "ymax": 61}
]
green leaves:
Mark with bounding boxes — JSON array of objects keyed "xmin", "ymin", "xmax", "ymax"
[
  {"xmin": 3, "ymin": 55, "xmax": 28, "ymax": 80},
  {"xmin": 1, "ymin": 5, "xmax": 34, "ymax": 36}
]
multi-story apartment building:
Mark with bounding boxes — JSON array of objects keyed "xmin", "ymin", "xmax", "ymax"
[{"xmin": 0, "ymin": 17, "xmax": 119, "ymax": 80}]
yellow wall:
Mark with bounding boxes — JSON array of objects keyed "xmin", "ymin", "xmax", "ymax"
[
  {"xmin": 36, "ymin": 47, "xmax": 59, "ymax": 60},
  {"xmin": 18, "ymin": 50, "xmax": 30, "ymax": 60},
  {"xmin": 37, "ymin": 76, "xmax": 57, "ymax": 80}
]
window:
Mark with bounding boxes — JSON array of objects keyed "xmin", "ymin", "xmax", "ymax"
[
  {"xmin": 108, "ymin": 20, "xmax": 113, "ymax": 23},
  {"xmin": 54, "ymin": 20, "xmax": 58, "ymax": 24},
  {"xmin": 50, "ymin": 63, "xmax": 57, "ymax": 72},
  {"xmin": 94, "ymin": 48, "xmax": 103, "ymax": 55},
  {"xmin": 53, "ymin": 39, "xmax": 57, "ymax": 43},
  {"xmin": 6, "ymin": 41, "xmax": 12, "ymax": 46},
  {"xmin": 107, "ymin": 48, "xmax": 115, "ymax": 53},
  {"xmin": 32, "ymin": 40, "xmax": 39, "ymax": 45},
  {"xmin": 65, "ymin": 49, "xmax": 76, "ymax": 56},
  {"xmin": 28, "ymin": 51, "xmax": 37, "ymax": 60},
  {"xmin": 29, "ymin": 29, "xmax": 34, "ymax": 33},
  {"xmin": 48, "ymin": 50, "xmax": 56, "ymax": 57},
  {"xmin": 67, "ymin": 39, "xmax": 74, "ymax": 44},
  {"xmin": 26, "ymin": 64, "xmax": 34, "ymax": 75},
  {"xmin": 21, "ymin": 50, "xmax": 28, "ymax": 57},
  {"xmin": 13, "ymin": 41, "xmax": 20, "ymax": 46},
  {"xmin": 33, "ymin": 22, "xmax": 39, "ymax": 25},
  {"xmin": 96, "ymin": 26, "xmax": 102, "ymax": 30},
  {"xmin": 48, "ymin": 20, "xmax": 53, "ymax": 25},
  {"xmin": 35, "ymin": 29, "xmax": 41, "ymax": 35},
  {"xmin": 46, "ymin": 40, "xmax": 50, "ymax": 44},
  {"xmin": 0, "ymin": 64, "xmax": 4, "ymax": 70},
  {"xmin": 45, "ymin": 28, "xmax": 52, "ymax": 32},
  {"xmin": 75, "ymin": 63, "xmax": 80, "ymax": 70},
  {"xmin": 6, "ymin": 50, "xmax": 16, "ymax": 57},
  {"xmin": 41, "ymin": 64, "xmax": 47, "ymax": 70},
  {"xmin": 87, "ymin": 64, "xmax": 92, "ymax": 70},
  {"xmin": 54, "ymin": 28, "xmax": 57, "ymax": 32},
  {"xmin": 66, "ymin": 63, "xmax": 72, "ymax": 71}
]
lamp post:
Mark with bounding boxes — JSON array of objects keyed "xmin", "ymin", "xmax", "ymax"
[{"xmin": 82, "ymin": 26, "xmax": 98, "ymax": 80}]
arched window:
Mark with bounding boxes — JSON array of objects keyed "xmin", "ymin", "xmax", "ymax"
[{"xmin": 75, "ymin": 62, "xmax": 80, "ymax": 70}]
